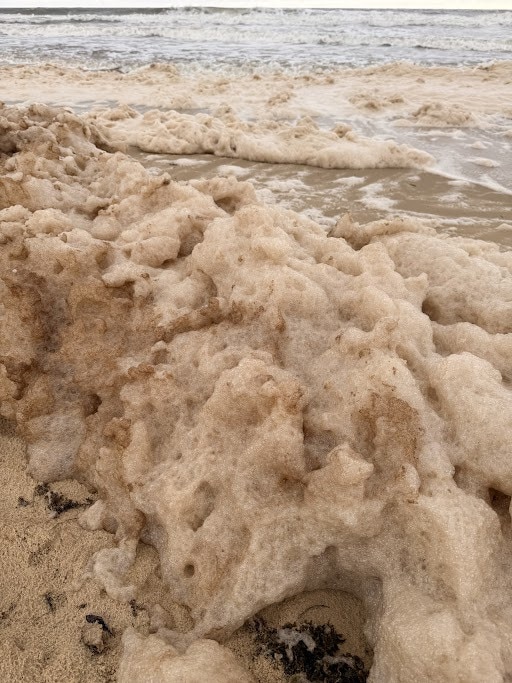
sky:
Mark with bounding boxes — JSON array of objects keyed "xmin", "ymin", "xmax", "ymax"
[{"xmin": 0, "ymin": 0, "xmax": 511, "ymax": 9}]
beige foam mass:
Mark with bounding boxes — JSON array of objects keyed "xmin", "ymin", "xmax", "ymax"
[
  {"xmin": 118, "ymin": 631, "xmax": 255, "ymax": 683},
  {"xmin": 400, "ymin": 101, "xmax": 482, "ymax": 127},
  {"xmin": 2, "ymin": 61, "xmax": 512, "ymax": 126},
  {"xmin": 1, "ymin": 103, "xmax": 512, "ymax": 682},
  {"xmin": 85, "ymin": 105, "xmax": 434, "ymax": 170}
]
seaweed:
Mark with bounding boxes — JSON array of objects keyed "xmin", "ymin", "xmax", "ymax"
[
  {"xmin": 85, "ymin": 613, "xmax": 113, "ymax": 636},
  {"xmin": 34, "ymin": 483, "xmax": 93, "ymax": 516},
  {"xmin": 0, "ymin": 603, "xmax": 15, "ymax": 622},
  {"xmin": 249, "ymin": 617, "xmax": 368, "ymax": 682},
  {"xmin": 129, "ymin": 599, "xmax": 141, "ymax": 617}
]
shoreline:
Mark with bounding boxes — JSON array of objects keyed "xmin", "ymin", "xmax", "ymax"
[
  {"xmin": 2, "ymin": 59, "xmax": 511, "ymax": 194},
  {"xmin": 132, "ymin": 149, "xmax": 512, "ymax": 245}
]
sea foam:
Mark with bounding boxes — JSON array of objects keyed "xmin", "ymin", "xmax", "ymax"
[{"xmin": 1, "ymin": 103, "xmax": 512, "ymax": 682}]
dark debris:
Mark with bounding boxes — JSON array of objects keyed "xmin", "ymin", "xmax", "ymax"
[
  {"xmin": 249, "ymin": 617, "xmax": 368, "ymax": 683},
  {"xmin": 0, "ymin": 603, "xmax": 15, "ymax": 622},
  {"xmin": 85, "ymin": 613, "xmax": 113, "ymax": 636},
  {"xmin": 44, "ymin": 592, "xmax": 56, "ymax": 613},
  {"xmin": 129, "ymin": 599, "xmax": 141, "ymax": 617},
  {"xmin": 34, "ymin": 483, "xmax": 94, "ymax": 516},
  {"xmin": 81, "ymin": 614, "xmax": 114, "ymax": 656}
]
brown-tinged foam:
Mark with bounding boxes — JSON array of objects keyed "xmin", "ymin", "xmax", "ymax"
[{"xmin": 1, "ymin": 103, "xmax": 512, "ymax": 682}]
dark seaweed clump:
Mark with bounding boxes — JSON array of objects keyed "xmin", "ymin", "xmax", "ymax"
[
  {"xmin": 34, "ymin": 483, "xmax": 93, "ymax": 516},
  {"xmin": 250, "ymin": 617, "xmax": 368, "ymax": 682}
]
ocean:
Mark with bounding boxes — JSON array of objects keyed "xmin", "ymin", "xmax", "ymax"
[{"xmin": 0, "ymin": 7, "xmax": 511, "ymax": 71}]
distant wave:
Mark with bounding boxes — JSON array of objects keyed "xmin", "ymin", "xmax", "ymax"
[{"xmin": 0, "ymin": 7, "xmax": 511, "ymax": 71}]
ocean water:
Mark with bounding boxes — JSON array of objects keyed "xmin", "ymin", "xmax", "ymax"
[{"xmin": 0, "ymin": 7, "xmax": 511, "ymax": 72}]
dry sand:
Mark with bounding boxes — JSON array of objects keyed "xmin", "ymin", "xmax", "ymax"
[{"xmin": 0, "ymin": 415, "xmax": 194, "ymax": 683}]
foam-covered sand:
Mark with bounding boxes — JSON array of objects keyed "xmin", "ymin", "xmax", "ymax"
[
  {"xmin": 133, "ymin": 151, "xmax": 512, "ymax": 243},
  {"xmin": 84, "ymin": 105, "xmax": 433, "ymax": 170},
  {"xmin": 4, "ymin": 60, "xmax": 512, "ymax": 192},
  {"xmin": 0, "ymin": 416, "xmax": 193, "ymax": 682},
  {"xmin": 3, "ymin": 61, "xmax": 512, "ymax": 123},
  {"xmin": 2, "ymin": 102, "xmax": 512, "ymax": 682}
]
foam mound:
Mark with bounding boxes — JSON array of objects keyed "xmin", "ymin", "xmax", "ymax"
[
  {"xmin": 86, "ymin": 105, "xmax": 434, "ymax": 170},
  {"xmin": 1, "ymin": 103, "xmax": 512, "ymax": 683},
  {"xmin": 405, "ymin": 101, "xmax": 482, "ymax": 127}
]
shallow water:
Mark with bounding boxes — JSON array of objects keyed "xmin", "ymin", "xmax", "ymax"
[{"xmin": 135, "ymin": 149, "xmax": 512, "ymax": 246}]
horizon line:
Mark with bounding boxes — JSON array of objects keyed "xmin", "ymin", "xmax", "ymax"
[{"xmin": 1, "ymin": 1, "xmax": 511, "ymax": 10}]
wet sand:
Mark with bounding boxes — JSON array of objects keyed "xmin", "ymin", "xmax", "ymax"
[{"xmin": 135, "ymin": 150, "xmax": 512, "ymax": 245}]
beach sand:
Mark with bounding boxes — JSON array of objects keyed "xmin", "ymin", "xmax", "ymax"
[
  {"xmin": 1, "ymin": 61, "xmax": 512, "ymax": 682},
  {"xmin": 0, "ymin": 416, "xmax": 194, "ymax": 683}
]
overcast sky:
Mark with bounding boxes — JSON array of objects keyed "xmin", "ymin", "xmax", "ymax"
[{"xmin": 0, "ymin": 0, "xmax": 511, "ymax": 9}]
